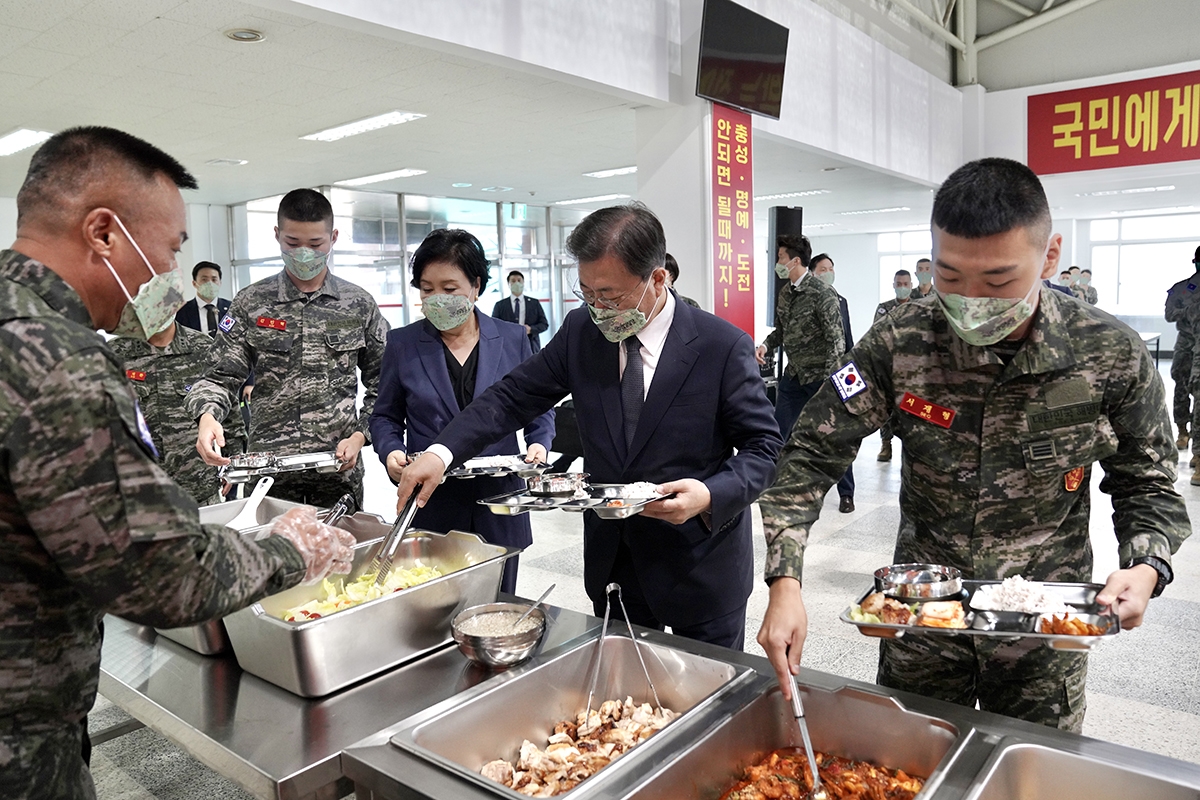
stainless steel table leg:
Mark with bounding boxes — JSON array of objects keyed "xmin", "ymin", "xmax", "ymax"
[{"xmin": 90, "ymin": 717, "xmax": 145, "ymax": 745}]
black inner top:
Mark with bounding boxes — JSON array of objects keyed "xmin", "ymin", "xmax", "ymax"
[{"xmin": 443, "ymin": 340, "xmax": 480, "ymax": 410}]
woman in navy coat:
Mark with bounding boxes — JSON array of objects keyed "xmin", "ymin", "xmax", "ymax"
[{"xmin": 369, "ymin": 229, "xmax": 554, "ymax": 593}]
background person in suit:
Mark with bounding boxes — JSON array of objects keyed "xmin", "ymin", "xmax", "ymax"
[
  {"xmin": 810, "ymin": 254, "xmax": 855, "ymax": 513},
  {"xmin": 370, "ymin": 230, "xmax": 554, "ymax": 593},
  {"xmin": 398, "ymin": 204, "xmax": 783, "ymax": 649},
  {"xmin": 492, "ymin": 269, "xmax": 549, "ymax": 353},
  {"xmin": 176, "ymin": 261, "xmax": 230, "ymax": 336}
]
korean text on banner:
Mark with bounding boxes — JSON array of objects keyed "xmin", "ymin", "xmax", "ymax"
[
  {"xmin": 711, "ymin": 103, "xmax": 755, "ymax": 335},
  {"xmin": 1029, "ymin": 68, "xmax": 1200, "ymax": 175}
]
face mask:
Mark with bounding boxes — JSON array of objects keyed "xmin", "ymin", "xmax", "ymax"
[
  {"xmin": 510, "ymin": 281, "xmax": 524, "ymax": 296},
  {"xmin": 102, "ymin": 215, "xmax": 186, "ymax": 340},
  {"xmin": 916, "ymin": 271, "xmax": 933, "ymax": 286},
  {"xmin": 423, "ymin": 292, "xmax": 474, "ymax": 331},
  {"xmin": 936, "ymin": 275, "xmax": 1042, "ymax": 347},
  {"xmin": 775, "ymin": 261, "xmax": 791, "ymax": 280},
  {"xmin": 1078, "ymin": 274, "xmax": 1090, "ymax": 286},
  {"xmin": 196, "ymin": 281, "xmax": 220, "ymax": 303},
  {"xmin": 588, "ymin": 279, "xmax": 654, "ymax": 343},
  {"xmin": 817, "ymin": 271, "xmax": 835, "ymax": 286},
  {"xmin": 895, "ymin": 285, "xmax": 912, "ymax": 300},
  {"xmin": 282, "ymin": 246, "xmax": 328, "ymax": 281}
]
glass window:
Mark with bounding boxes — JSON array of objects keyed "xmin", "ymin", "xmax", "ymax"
[
  {"xmin": 1120, "ymin": 213, "xmax": 1200, "ymax": 242},
  {"xmin": 1089, "ymin": 219, "xmax": 1119, "ymax": 242},
  {"xmin": 403, "ymin": 195, "xmax": 503, "ymax": 318},
  {"xmin": 877, "ymin": 232, "xmax": 901, "ymax": 253},
  {"xmin": 900, "ymin": 230, "xmax": 932, "ymax": 253},
  {"xmin": 1114, "ymin": 242, "xmax": 1197, "ymax": 315}
]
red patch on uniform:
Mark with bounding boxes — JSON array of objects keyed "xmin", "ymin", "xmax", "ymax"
[
  {"xmin": 899, "ymin": 392, "xmax": 956, "ymax": 429},
  {"xmin": 1065, "ymin": 466, "xmax": 1085, "ymax": 492},
  {"xmin": 126, "ymin": 369, "xmax": 147, "ymax": 382},
  {"xmin": 256, "ymin": 316, "xmax": 287, "ymax": 331}
]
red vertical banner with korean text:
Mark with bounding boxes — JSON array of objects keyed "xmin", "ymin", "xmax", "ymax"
[
  {"xmin": 711, "ymin": 103, "xmax": 755, "ymax": 335},
  {"xmin": 1029, "ymin": 69, "xmax": 1200, "ymax": 175}
]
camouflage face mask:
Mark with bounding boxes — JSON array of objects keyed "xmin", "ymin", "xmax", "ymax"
[
  {"xmin": 102, "ymin": 214, "xmax": 186, "ymax": 340},
  {"xmin": 422, "ymin": 292, "xmax": 474, "ymax": 331},
  {"xmin": 935, "ymin": 275, "xmax": 1041, "ymax": 347},
  {"xmin": 282, "ymin": 246, "xmax": 328, "ymax": 281}
]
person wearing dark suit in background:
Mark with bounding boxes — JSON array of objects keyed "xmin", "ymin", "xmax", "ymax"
[
  {"xmin": 176, "ymin": 261, "xmax": 230, "ymax": 336},
  {"xmin": 492, "ymin": 269, "xmax": 549, "ymax": 353},
  {"xmin": 398, "ymin": 204, "xmax": 783, "ymax": 649},
  {"xmin": 664, "ymin": 253, "xmax": 701, "ymax": 308},
  {"xmin": 810, "ymin": 254, "xmax": 855, "ymax": 513},
  {"xmin": 371, "ymin": 231, "xmax": 553, "ymax": 594}
]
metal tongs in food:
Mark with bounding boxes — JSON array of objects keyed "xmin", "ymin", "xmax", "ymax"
[
  {"xmin": 366, "ymin": 486, "xmax": 422, "ymax": 587},
  {"xmin": 790, "ymin": 679, "xmax": 828, "ymax": 800},
  {"xmin": 583, "ymin": 583, "xmax": 662, "ymax": 724}
]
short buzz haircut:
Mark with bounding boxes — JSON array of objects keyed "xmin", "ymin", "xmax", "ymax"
[
  {"xmin": 664, "ymin": 253, "xmax": 680, "ymax": 283},
  {"xmin": 410, "ymin": 228, "xmax": 490, "ymax": 293},
  {"xmin": 811, "ymin": 253, "xmax": 834, "ymax": 269},
  {"xmin": 1081, "ymin": 269, "xmax": 1092, "ymax": 275},
  {"xmin": 931, "ymin": 157, "xmax": 1051, "ymax": 245},
  {"xmin": 916, "ymin": 258, "xmax": 931, "ymax": 266},
  {"xmin": 277, "ymin": 188, "xmax": 334, "ymax": 230},
  {"xmin": 1194, "ymin": 245, "xmax": 1200, "ymax": 263},
  {"xmin": 17, "ymin": 126, "xmax": 197, "ymax": 228},
  {"xmin": 1060, "ymin": 270, "xmax": 1072, "ymax": 277},
  {"xmin": 777, "ymin": 234, "xmax": 811, "ymax": 267},
  {"xmin": 566, "ymin": 202, "xmax": 666, "ymax": 280},
  {"xmin": 1069, "ymin": 265, "xmax": 1080, "ymax": 272},
  {"xmin": 895, "ymin": 269, "xmax": 911, "ymax": 279},
  {"xmin": 507, "ymin": 270, "xmax": 525, "ymax": 282},
  {"xmin": 192, "ymin": 261, "xmax": 222, "ymax": 280}
]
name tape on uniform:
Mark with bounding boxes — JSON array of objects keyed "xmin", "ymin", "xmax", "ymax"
[
  {"xmin": 830, "ymin": 361, "xmax": 868, "ymax": 401},
  {"xmin": 900, "ymin": 392, "xmax": 956, "ymax": 429},
  {"xmin": 125, "ymin": 369, "xmax": 147, "ymax": 382},
  {"xmin": 218, "ymin": 313, "xmax": 236, "ymax": 333},
  {"xmin": 257, "ymin": 316, "xmax": 287, "ymax": 331}
]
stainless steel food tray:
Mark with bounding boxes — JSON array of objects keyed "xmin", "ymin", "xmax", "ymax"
[
  {"xmin": 413, "ymin": 452, "xmax": 548, "ymax": 480},
  {"xmin": 220, "ymin": 450, "xmax": 343, "ymax": 483},
  {"xmin": 840, "ymin": 580, "xmax": 1119, "ymax": 651},
  {"xmin": 388, "ymin": 633, "xmax": 755, "ymax": 800},
  {"xmin": 154, "ymin": 495, "xmax": 314, "ymax": 655},
  {"xmin": 625, "ymin": 681, "xmax": 962, "ymax": 799},
  {"xmin": 223, "ymin": 523, "xmax": 519, "ymax": 697},
  {"xmin": 480, "ymin": 484, "xmax": 670, "ymax": 520}
]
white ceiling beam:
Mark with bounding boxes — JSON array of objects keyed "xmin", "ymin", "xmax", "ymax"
[
  {"xmin": 988, "ymin": 0, "xmax": 1035, "ymax": 19},
  {"xmin": 976, "ymin": 0, "xmax": 1106, "ymax": 51},
  {"xmin": 942, "ymin": 0, "xmax": 960, "ymax": 28},
  {"xmin": 1041, "ymin": 0, "xmax": 1057, "ymax": 9},
  {"xmin": 889, "ymin": 0, "xmax": 968, "ymax": 51}
]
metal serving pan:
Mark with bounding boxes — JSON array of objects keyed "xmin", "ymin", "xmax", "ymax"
[
  {"xmin": 841, "ymin": 580, "xmax": 1119, "ymax": 651},
  {"xmin": 413, "ymin": 452, "xmax": 549, "ymax": 480},
  {"xmin": 480, "ymin": 484, "xmax": 671, "ymax": 520},
  {"xmin": 389, "ymin": 633, "xmax": 755, "ymax": 799},
  {"xmin": 154, "ymin": 495, "xmax": 313, "ymax": 655},
  {"xmin": 221, "ymin": 450, "xmax": 343, "ymax": 483},
  {"xmin": 223, "ymin": 521, "xmax": 519, "ymax": 697},
  {"xmin": 626, "ymin": 681, "xmax": 962, "ymax": 799}
]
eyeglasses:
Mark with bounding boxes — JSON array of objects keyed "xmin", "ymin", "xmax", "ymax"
[{"xmin": 571, "ymin": 279, "xmax": 647, "ymax": 310}]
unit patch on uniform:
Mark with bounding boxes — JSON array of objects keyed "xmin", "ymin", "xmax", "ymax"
[
  {"xmin": 257, "ymin": 316, "xmax": 287, "ymax": 331},
  {"xmin": 830, "ymin": 361, "xmax": 868, "ymax": 402},
  {"xmin": 1065, "ymin": 466, "xmax": 1085, "ymax": 492},
  {"xmin": 125, "ymin": 369, "xmax": 147, "ymax": 382},
  {"xmin": 900, "ymin": 392, "xmax": 956, "ymax": 429},
  {"xmin": 219, "ymin": 313, "xmax": 236, "ymax": 333},
  {"xmin": 133, "ymin": 400, "xmax": 159, "ymax": 460}
]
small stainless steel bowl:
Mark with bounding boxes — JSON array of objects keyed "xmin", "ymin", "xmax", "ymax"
[
  {"xmin": 874, "ymin": 563, "xmax": 963, "ymax": 600},
  {"xmin": 526, "ymin": 473, "xmax": 590, "ymax": 497},
  {"xmin": 229, "ymin": 452, "xmax": 274, "ymax": 469},
  {"xmin": 452, "ymin": 602, "xmax": 547, "ymax": 669}
]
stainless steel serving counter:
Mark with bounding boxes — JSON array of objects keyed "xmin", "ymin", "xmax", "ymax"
[{"xmin": 97, "ymin": 602, "xmax": 601, "ymax": 800}]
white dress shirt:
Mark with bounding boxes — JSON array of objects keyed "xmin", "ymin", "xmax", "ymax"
[
  {"xmin": 512, "ymin": 295, "xmax": 525, "ymax": 326},
  {"xmin": 617, "ymin": 289, "xmax": 675, "ymax": 401},
  {"xmin": 196, "ymin": 297, "xmax": 217, "ymax": 334}
]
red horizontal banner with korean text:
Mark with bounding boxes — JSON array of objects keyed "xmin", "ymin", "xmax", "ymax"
[
  {"xmin": 1028, "ymin": 69, "xmax": 1200, "ymax": 175},
  {"xmin": 711, "ymin": 103, "xmax": 754, "ymax": 335}
]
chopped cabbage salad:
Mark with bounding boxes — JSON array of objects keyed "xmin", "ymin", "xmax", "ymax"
[{"xmin": 281, "ymin": 563, "xmax": 443, "ymax": 621}]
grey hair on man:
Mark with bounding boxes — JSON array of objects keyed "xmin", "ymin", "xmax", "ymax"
[{"xmin": 565, "ymin": 202, "xmax": 667, "ymax": 278}]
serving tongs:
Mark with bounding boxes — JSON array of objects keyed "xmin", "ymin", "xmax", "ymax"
[
  {"xmin": 367, "ymin": 486, "xmax": 422, "ymax": 587},
  {"xmin": 321, "ymin": 493, "xmax": 356, "ymax": 528},
  {"xmin": 790, "ymin": 679, "xmax": 828, "ymax": 800},
  {"xmin": 583, "ymin": 582, "xmax": 663, "ymax": 724}
]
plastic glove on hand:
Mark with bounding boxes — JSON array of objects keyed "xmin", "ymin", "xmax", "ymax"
[{"xmin": 270, "ymin": 506, "xmax": 356, "ymax": 584}]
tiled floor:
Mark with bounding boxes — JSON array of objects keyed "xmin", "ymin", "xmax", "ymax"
[{"xmin": 88, "ymin": 363, "xmax": 1200, "ymax": 797}]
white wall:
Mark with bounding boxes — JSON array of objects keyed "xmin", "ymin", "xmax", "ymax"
[
  {"xmin": 181, "ymin": 203, "xmax": 234, "ymax": 302},
  {"xmin": 0, "ymin": 197, "xmax": 15, "ymax": 247},
  {"xmin": 809, "ymin": 232, "xmax": 883, "ymax": 342}
]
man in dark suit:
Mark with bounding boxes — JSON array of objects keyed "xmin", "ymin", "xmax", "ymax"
[
  {"xmin": 810, "ymin": 254, "xmax": 855, "ymax": 513},
  {"xmin": 491, "ymin": 269, "xmax": 549, "ymax": 353},
  {"xmin": 400, "ymin": 204, "xmax": 783, "ymax": 649},
  {"xmin": 176, "ymin": 261, "xmax": 231, "ymax": 336}
]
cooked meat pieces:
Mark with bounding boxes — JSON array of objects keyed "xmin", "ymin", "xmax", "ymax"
[
  {"xmin": 721, "ymin": 749, "xmax": 924, "ymax": 800},
  {"xmin": 481, "ymin": 697, "xmax": 679, "ymax": 796},
  {"xmin": 859, "ymin": 592, "xmax": 915, "ymax": 624}
]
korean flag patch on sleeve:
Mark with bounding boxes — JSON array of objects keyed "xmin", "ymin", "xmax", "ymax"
[
  {"xmin": 218, "ymin": 313, "xmax": 236, "ymax": 333},
  {"xmin": 830, "ymin": 360, "xmax": 868, "ymax": 402}
]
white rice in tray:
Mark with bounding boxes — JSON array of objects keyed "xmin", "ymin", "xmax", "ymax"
[
  {"xmin": 618, "ymin": 481, "xmax": 663, "ymax": 498},
  {"xmin": 971, "ymin": 575, "xmax": 1071, "ymax": 614},
  {"xmin": 463, "ymin": 455, "xmax": 526, "ymax": 469}
]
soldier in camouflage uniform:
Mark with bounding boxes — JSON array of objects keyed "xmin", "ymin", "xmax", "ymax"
[
  {"xmin": 755, "ymin": 234, "xmax": 845, "ymax": 440},
  {"xmin": 110, "ymin": 321, "xmax": 245, "ymax": 505},
  {"xmin": 189, "ymin": 189, "xmax": 389, "ymax": 509},
  {"xmin": 0, "ymin": 127, "xmax": 352, "ymax": 800},
  {"xmin": 873, "ymin": 268, "xmax": 916, "ymax": 461},
  {"xmin": 1071, "ymin": 269, "xmax": 1099, "ymax": 304},
  {"xmin": 1165, "ymin": 249, "xmax": 1200, "ymax": 449},
  {"xmin": 756, "ymin": 158, "xmax": 1189, "ymax": 733}
]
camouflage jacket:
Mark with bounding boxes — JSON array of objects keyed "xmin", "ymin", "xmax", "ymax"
[
  {"xmin": 760, "ymin": 286, "xmax": 1190, "ymax": 585},
  {"xmin": 109, "ymin": 325, "xmax": 244, "ymax": 505},
  {"xmin": 874, "ymin": 297, "xmax": 914, "ymax": 320},
  {"xmin": 1071, "ymin": 285, "xmax": 1098, "ymax": 305},
  {"xmin": 185, "ymin": 270, "xmax": 388, "ymax": 454},
  {"xmin": 1165, "ymin": 271, "xmax": 1200, "ymax": 334},
  {"xmin": 761, "ymin": 272, "xmax": 845, "ymax": 384},
  {"xmin": 0, "ymin": 249, "xmax": 304, "ymax": 739}
]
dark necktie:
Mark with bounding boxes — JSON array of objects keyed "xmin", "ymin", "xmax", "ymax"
[
  {"xmin": 205, "ymin": 303, "xmax": 218, "ymax": 336},
  {"xmin": 621, "ymin": 336, "xmax": 644, "ymax": 447}
]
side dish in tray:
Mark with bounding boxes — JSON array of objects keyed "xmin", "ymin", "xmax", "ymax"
[
  {"xmin": 720, "ymin": 748, "xmax": 924, "ymax": 800},
  {"xmin": 280, "ymin": 564, "xmax": 443, "ymax": 621}
]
